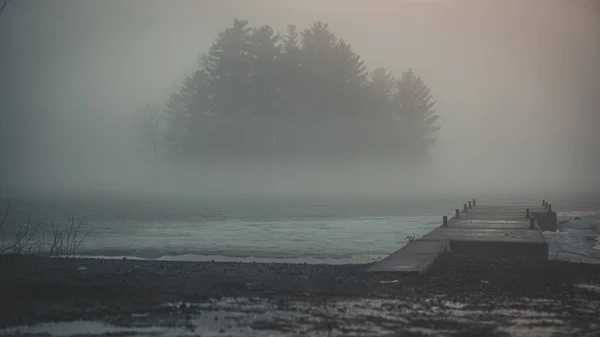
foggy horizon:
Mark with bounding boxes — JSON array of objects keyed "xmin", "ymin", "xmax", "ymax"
[{"xmin": 1, "ymin": 0, "xmax": 599, "ymax": 199}]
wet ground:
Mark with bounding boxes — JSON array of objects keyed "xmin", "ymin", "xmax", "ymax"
[{"xmin": 1, "ymin": 254, "xmax": 600, "ymax": 336}]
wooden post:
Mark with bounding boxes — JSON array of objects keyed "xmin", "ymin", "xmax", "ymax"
[
  {"xmin": 472, "ymin": 199, "xmax": 476, "ymax": 206},
  {"xmin": 526, "ymin": 208, "xmax": 530, "ymax": 218},
  {"xmin": 463, "ymin": 204, "xmax": 468, "ymax": 212},
  {"xmin": 530, "ymin": 217, "xmax": 535, "ymax": 229},
  {"xmin": 542, "ymin": 200, "xmax": 546, "ymax": 207},
  {"xmin": 455, "ymin": 209, "xmax": 460, "ymax": 219},
  {"xmin": 468, "ymin": 201, "xmax": 472, "ymax": 208},
  {"xmin": 443, "ymin": 216, "xmax": 448, "ymax": 228},
  {"xmin": 548, "ymin": 204, "xmax": 552, "ymax": 212}
]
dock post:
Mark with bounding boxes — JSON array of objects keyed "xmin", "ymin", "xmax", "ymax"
[
  {"xmin": 455, "ymin": 209, "xmax": 460, "ymax": 219},
  {"xmin": 542, "ymin": 200, "xmax": 546, "ymax": 207},
  {"xmin": 530, "ymin": 217, "xmax": 535, "ymax": 229},
  {"xmin": 463, "ymin": 204, "xmax": 468, "ymax": 212},
  {"xmin": 472, "ymin": 199, "xmax": 476, "ymax": 206},
  {"xmin": 548, "ymin": 204, "xmax": 552, "ymax": 212},
  {"xmin": 468, "ymin": 201, "xmax": 472, "ymax": 208},
  {"xmin": 443, "ymin": 216, "xmax": 448, "ymax": 228},
  {"xmin": 526, "ymin": 208, "xmax": 530, "ymax": 218}
]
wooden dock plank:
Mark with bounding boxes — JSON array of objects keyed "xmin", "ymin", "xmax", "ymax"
[
  {"xmin": 366, "ymin": 240, "xmax": 449, "ymax": 273},
  {"xmin": 367, "ymin": 201, "xmax": 551, "ymax": 273},
  {"xmin": 449, "ymin": 220, "xmax": 533, "ymax": 229},
  {"xmin": 420, "ymin": 227, "xmax": 545, "ymax": 243}
]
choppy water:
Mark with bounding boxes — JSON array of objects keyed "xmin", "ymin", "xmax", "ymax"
[
  {"xmin": 546, "ymin": 212, "xmax": 600, "ymax": 263},
  {"xmin": 0, "ymin": 194, "xmax": 599, "ymax": 264}
]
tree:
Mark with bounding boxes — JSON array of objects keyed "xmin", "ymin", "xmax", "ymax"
[
  {"xmin": 329, "ymin": 39, "xmax": 368, "ymax": 114},
  {"xmin": 162, "ymin": 19, "xmax": 442, "ymax": 163},
  {"xmin": 278, "ymin": 24, "xmax": 304, "ymax": 113},
  {"xmin": 133, "ymin": 104, "xmax": 160, "ymax": 160},
  {"xmin": 246, "ymin": 24, "xmax": 283, "ymax": 153},
  {"xmin": 0, "ymin": 0, "xmax": 13, "ymax": 17},
  {"xmin": 369, "ymin": 67, "xmax": 397, "ymax": 105},
  {"xmin": 366, "ymin": 67, "xmax": 398, "ymax": 156},
  {"xmin": 393, "ymin": 69, "xmax": 440, "ymax": 162},
  {"xmin": 300, "ymin": 21, "xmax": 338, "ymax": 117},
  {"xmin": 299, "ymin": 22, "xmax": 369, "ymax": 156},
  {"xmin": 163, "ymin": 70, "xmax": 212, "ymax": 156},
  {"xmin": 202, "ymin": 19, "xmax": 253, "ymax": 120},
  {"xmin": 199, "ymin": 19, "xmax": 256, "ymax": 155},
  {"xmin": 248, "ymin": 24, "xmax": 282, "ymax": 117}
]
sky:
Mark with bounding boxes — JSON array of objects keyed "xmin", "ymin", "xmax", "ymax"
[{"xmin": 0, "ymin": 0, "xmax": 598, "ymax": 198}]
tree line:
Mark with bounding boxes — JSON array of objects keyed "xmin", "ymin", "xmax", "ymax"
[{"xmin": 143, "ymin": 19, "xmax": 440, "ymax": 163}]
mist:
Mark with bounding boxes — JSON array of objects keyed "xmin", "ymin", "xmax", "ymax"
[{"xmin": 1, "ymin": 0, "xmax": 599, "ymax": 200}]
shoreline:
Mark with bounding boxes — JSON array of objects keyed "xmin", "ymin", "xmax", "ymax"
[
  {"xmin": 61, "ymin": 253, "xmax": 388, "ymax": 265},
  {"xmin": 2, "ymin": 254, "xmax": 600, "ymax": 335}
]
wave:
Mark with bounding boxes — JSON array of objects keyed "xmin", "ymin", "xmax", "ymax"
[
  {"xmin": 545, "ymin": 213, "xmax": 600, "ymax": 264},
  {"xmin": 69, "ymin": 253, "xmax": 383, "ymax": 265}
]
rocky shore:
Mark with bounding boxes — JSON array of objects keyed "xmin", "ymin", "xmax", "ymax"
[{"xmin": 1, "ymin": 254, "xmax": 600, "ymax": 336}]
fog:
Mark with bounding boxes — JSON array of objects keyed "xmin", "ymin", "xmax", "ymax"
[{"xmin": 1, "ymin": 0, "xmax": 599, "ymax": 200}]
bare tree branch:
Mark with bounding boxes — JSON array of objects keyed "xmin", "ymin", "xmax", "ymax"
[
  {"xmin": 0, "ymin": 0, "xmax": 11, "ymax": 17},
  {"xmin": 0, "ymin": 202, "xmax": 9, "ymax": 232}
]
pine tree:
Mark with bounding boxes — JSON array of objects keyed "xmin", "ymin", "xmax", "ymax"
[
  {"xmin": 329, "ymin": 38, "xmax": 368, "ymax": 114},
  {"xmin": 163, "ymin": 70, "xmax": 211, "ymax": 156},
  {"xmin": 369, "ymin": 67, "xmax": 396, "ymax": 105},
  {"xmin": 279, "ymin": 24, "xmax": 304, "ymax": 112},
  {"xmin": 300, "ymin": 21, "xmax": 338, "ymax": 117},
  {"xmin": 202, "ymin": 19, "xmax": 253, "ymax": 119},
  {"xmin": 161, "ymin": 20, "xmax": 442, "ymax": 162},
  {"xmin": 393, "ymin": 69, "xmax": 440, "ymax": 162},
  {"xmin": 246, "ymin": 24, "xmax": 282, "ymax": 153},
  {"xmin": 198, "ymin": 19, "xmax": 257, "ymax": 155},
  {"xmin": 248, "ymin": 24, "xmax": 281, "ymax": 116},
  {"xmin": 366, "ymin": 67, "xmax": 397, "ymax": 156},
  {"xmin": 273, "ymin": 24, "xmax": 306, "ymax": 156},
  {"xmin": 298, "ymin": 22, "xmax": 370, "ymax": 156},
  {"xmin": 133, "ymin": 104, "xmax": 160, "ymax": 160}
]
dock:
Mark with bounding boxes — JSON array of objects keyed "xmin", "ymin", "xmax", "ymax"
[{"xmin": 367, "ymin": 199, "xmax": 558, "ymax": 273}]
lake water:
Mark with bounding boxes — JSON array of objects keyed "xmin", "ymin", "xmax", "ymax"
[{"xmin": 1, "ymin": 194, "xmax": 599, "ymax": 264}]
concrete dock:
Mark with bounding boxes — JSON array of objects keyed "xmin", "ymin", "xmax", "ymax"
[{"xmin": 367, "ymin": 199, "xmax": 557, "ymax": 273}]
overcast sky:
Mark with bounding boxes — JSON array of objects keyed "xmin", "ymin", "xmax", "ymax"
[{"xmin": 0, "ymin": 0, "xmax": 598, "ymax": 197}]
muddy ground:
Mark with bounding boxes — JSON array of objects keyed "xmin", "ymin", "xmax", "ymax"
[{"xmin": 1, "ymin": 254, "xmax": 600, "ymax": 336}]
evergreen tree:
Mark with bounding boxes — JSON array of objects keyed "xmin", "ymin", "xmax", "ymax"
[
  {"xmin": 279, "ymin": 24, "xmax": 304, "ymax": 114},
  {"xmin": 282, "ymin": 25, "xmax": 300, "ymax": 56},
  {"xmin": 202, "ymin": 19, "xmax": 253, "ymax": 119},
  {"xmin": 248, "ymin": 24, "xmax": 281, "ymax": 117},
  {"xmin": 369, "ymin": 67, "xmax": 396, "ymax": 105},
  {"xmin": 298, "ymin": 22, "xmax": 370, "ymax": 156},
  {"xmin": 162, "ymin": 20, "xmax": 441, "ymax": 163},
  {"xmin": 366, "ymin": 67, "xmax": 397, "ymax": 156},
  {"xmin": 262, "ymin": 24, "xmax": 308, "ymax": 156},
  {"xmin": 199, "ymin": 19, "xmax": 255, "ymax": 154},
  {"xmin": 245, "ymin": 24, "xmax": 283, "ymax": 153},
  {"xmin": 393, "ymin": 69, "xmax": 440, "ymax": 162},
  {"xmin": 300, "ymin": 21, "xmax": 338, "ymax": 117},
  {"xmin": 163, "ymin": 70, "xmax": 211, "ymax": 156},
  {"xmin": 133, "ymin": 104, "xmax": 160, "ymax": 160}
]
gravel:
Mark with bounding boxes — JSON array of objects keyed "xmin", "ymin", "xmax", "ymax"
[{"xmin": 1, "ymin": 254, "xmax": 600, "ymax": 335}]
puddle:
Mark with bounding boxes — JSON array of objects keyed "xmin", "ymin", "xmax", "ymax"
[
  {"xmin": 0, "ymin": 321, "xmax": 162, "ymax": 336},
  {"xmin": 574, "ymin": 284, "xmax": 600, "ymax": 293},
  {"xmin": 0, "ymin": 314, "xmax": 253, "ymax": 337},
  {"xmin": 1, "ymin": 296, "xmax": 598, "ymax": 336}
]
